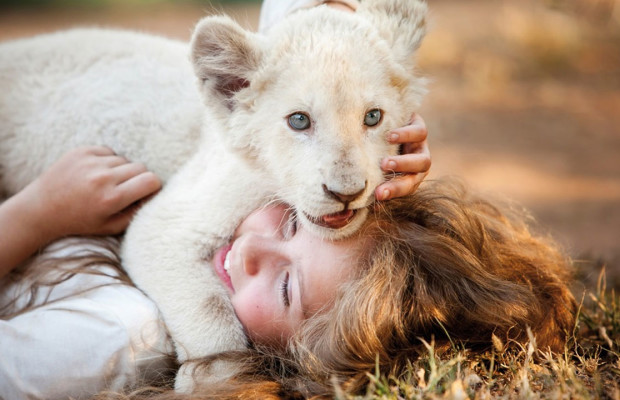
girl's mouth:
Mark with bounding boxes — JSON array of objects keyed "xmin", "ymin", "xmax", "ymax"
[
  {"xmin": 224, "ymin": 251, "xmax": 231, "ymax": 272},
  {"xmin": 212, "ymin": 244, "xmax": 234, "ymax": 292}
]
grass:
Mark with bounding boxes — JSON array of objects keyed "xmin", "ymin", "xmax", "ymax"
[{"xmin": 345, "ymin": 268, "xmax": 620, "ymax": 399}]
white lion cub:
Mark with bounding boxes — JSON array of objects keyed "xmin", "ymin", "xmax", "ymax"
[{"xmin": 0, "ymin": 0, "xmax": 427, "ymax": 390}]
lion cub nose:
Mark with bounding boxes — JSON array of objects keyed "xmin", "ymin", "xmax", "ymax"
[{"xmin": 322, "ymin": 183, "xmax": 366, "ymax": 206}]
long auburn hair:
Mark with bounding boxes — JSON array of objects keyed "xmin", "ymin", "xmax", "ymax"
[
  {"xmin": 286, "ymin": 178, "xmax": 576, "ymax": 395},
  {"xmin": 96, "ymin": 178, "xmax": 575, "ymax": 399}
]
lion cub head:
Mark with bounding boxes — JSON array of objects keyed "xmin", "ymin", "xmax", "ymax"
[{"xmin": 191, "ymin": 0, "xmax": 427, "ymax": 239}]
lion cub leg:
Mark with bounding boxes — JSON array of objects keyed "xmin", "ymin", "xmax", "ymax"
[{"xmin": 122, "ymin": 149, "xmax": 270, "ymax": 391}]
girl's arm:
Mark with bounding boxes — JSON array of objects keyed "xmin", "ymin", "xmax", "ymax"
[{"xmin": 0, "ymin": 146, "xmax": 161, "ymax": 279}]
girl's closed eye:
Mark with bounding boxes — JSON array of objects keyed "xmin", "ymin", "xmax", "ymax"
[
  {"xmin": 280, "ymin": 272, "xmax": 290, "ymax": 307},
  {"xmin": 282, "ymin": 210, "xmax": 298, "ymax": 240}
]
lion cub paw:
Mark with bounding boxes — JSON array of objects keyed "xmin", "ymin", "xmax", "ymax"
[{"xmin": 174, "ymin": 358, "xmax": 242, "ymax": 393}]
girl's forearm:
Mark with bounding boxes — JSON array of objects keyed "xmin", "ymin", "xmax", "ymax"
[{"xmin": 0, "ymin": 189, "xmax": 54, "ymax": 279}]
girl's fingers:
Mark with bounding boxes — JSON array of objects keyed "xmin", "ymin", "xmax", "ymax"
[
  {"xmin": 81, "ymin": 145, "xmax": 116, "ymax": 156},
  {"xmin": 381, "ymin": 150, "xmax": 431, "ymax": 175},
  {"xmin": 80, "ymin": 146, "xmax": 128, "ymax": 168},
  {"xmin": 111, "ymin": 162, "xmax": 149, "ymax": 184},
  {"xmin": 378, "ymin": 113, "xmax": 431, "ymax": 200},
  {"xmin": 100, "ymin": 209, "xmax": 135, "ymax": 235},
  {"xmin": 375, "ymin": 172, "xmax": 427, "ymax": 201},
  {"xmin": 104, "ymin": 156, "xmax": 130, "ymax": 169},
  {"xmin": 386, "ymin": 114, "xmax": 428, "ymax": 145},
  {"xmin": 110, "ymin": 171, "xmax": 161, "ymax": 212}
]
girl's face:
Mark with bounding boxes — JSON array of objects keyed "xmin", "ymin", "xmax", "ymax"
[{"xmin": 211, "ymin": 204, "xmax": 361, "ymax": 346}]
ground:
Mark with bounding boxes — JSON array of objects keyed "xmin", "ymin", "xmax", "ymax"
[{"xmin": 1, "ymin": 0, "xmax": 618, "ymax": 286}]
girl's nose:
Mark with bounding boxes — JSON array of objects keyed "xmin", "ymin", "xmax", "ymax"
[{"xmin": 239, "ymin": 234, "xmax": 283, "ymax": 276}]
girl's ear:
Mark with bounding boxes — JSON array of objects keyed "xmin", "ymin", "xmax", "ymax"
[
  {"xmin": 358, "ymin": 0, "xmax": 428, "ymax": 71},
  {"xmin": 190, "ymin": 16, "xmax": 262, "ymax": 105}
]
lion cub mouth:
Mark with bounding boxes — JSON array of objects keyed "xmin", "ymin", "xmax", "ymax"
[{"xmin": 306, "ymin": 209, "xmax": 357, "ymax": 230}]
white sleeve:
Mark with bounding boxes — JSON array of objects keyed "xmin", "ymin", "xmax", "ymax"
[
  {"xmin": 258, "ymin": 0, "xmax": 318, "ymax": 33},
  {"xmin": 258, "ymin": 0, "xmax": 360, "ymax": 33},
  {"xmin": 0, "ymin": 240, "xmax": 173, "ymax": 400}
]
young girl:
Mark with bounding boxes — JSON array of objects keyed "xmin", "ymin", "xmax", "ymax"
[
  {"xmin": 174, "ymin": 179, "xmax": 577, "ymax": 399},
  {"xmin": 97, "ymin": 178, "xmax": 576, "ymax": 399}
]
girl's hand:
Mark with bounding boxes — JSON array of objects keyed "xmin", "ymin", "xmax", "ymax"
[
  {"xmin": 376, "ymin": 114, "xmax": 431, "ymax": 200},
  {"xmin": 322, "ymin": 1, "xmax": 358, "ymax": 12},
  {"xmin": 0, "ymin": 146, "xmax": 161, "ymax": 277},
  {"xmin": 27, "ymin": 146, "xmax": 161, "ymax": 238}
]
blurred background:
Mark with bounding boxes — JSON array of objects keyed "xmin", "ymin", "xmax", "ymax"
[{"xmin": 1, "ymin": 0, "xmax": 619, "ymax": 286}]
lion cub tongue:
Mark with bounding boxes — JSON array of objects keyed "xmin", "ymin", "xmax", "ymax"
[{"xmin": 321, "ymin": 210, "xmax": 354, "ymax": 229}]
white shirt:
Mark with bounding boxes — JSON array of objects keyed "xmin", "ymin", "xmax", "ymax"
[
  {"xmin": 259, "ymin": 0, "xmax": 315, "ymax": 32},
  {"xmin": 259, "ymin": 0, "xmax": 359, "ymax": 33},
  {"xmin": 0, "ymin": 238, "xmax": 173, "ymax": 400}
]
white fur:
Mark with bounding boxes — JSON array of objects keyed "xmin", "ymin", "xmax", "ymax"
[
  {"xmin": 0, "ymin": 0, "xmax": 427, "ymax": 391},
  {"xmin": 0, "ymin": 29, "xmax": 202, "ymax": 194}
]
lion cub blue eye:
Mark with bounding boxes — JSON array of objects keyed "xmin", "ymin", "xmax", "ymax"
[
  {"xmin": 288, "ymin": 113, "xmax": 311, "ymax": 131},
  {"xmin": 364, "ymin": 109, "xmax": 382, "ymax": 127}
]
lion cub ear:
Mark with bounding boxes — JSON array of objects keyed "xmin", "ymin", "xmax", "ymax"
[
  {"xmin": 190, "ymin": 16, "xmax": 262, "ymax": 105},
  {"xmin": 358, "ymin": 0, "xmax": 428, "ymax": 71}
]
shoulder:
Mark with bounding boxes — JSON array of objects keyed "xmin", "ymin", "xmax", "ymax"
[
  {"xmin": 259, "ymin": 0, "xmax": 318, "ymax": 33},
  {"xmin": 0, "ymin": 283, "xmax": 172, "ymax": 399},
  {"xmin": 0, "ymin": 238, "xmax": 173, "ymax": 399}
]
